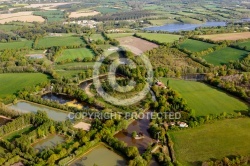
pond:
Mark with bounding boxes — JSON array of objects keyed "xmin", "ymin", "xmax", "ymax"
[
  {"xmin": 42, "ymin": 93, "xmax": 100, "ymax": 110},
  {"xmin": 9, "ymin": 101, "xmax": 69, "ymax": 121},
  {"xmin": 70, "ymin": 144, "xmax": 127, "ymax": 166},
  {"xmin": 33, "ymin": 135, "xmax": 64, "ymax": 152},
  {"xmin": 42, "ymin": 93, "xmax": 75, "ymax": 104},
  {"xmin": 114, "ymin": 112, "xmax": 154, "ymax": 154},
  {"xmin": 145, "ymin": 21, "xmax": 227, "ymax": 32}
]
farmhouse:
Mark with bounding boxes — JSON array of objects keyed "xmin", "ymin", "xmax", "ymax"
[
  {"xmin": 63, "ymin": 20, "xmax": 99, "ymax": 28},
  {"xmin": 178, "ymin": 122, "xmax": 188, "ymax": 128}
]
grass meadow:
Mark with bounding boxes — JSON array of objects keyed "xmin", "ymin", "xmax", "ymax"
[
  {"xmin": 203, "ymin": 47, "xmax": 248, "ymax": 65},
  {"xmin": 161, "ymin": 78, "xmax": 248, "ymax": 116},
  {"xmin": 55, "ymin": 48, "xmax": 94, "ymax": 62},
  {"xmin": 36, "ymin": 36, "xmax": 85, "ymax": 48},
  {"xmin": 33, "ymin": 10, "xmax": 65, "ymax": 22},
  {"xmin": 0, "ymin": 40, "xmax": 33, "ymax": 50},
  {"xmin": 137, "ymin": 33, "xmax": 181, "ymax": 43},
  {"xmin": 0, "ymin": 73, "xmax": 49, "ymax": 97},
  {"xmin": 107, "ymin": 33, "xmax": 134, "ymax": 39},
  {"xmin": 237, "ymin": 40, "xmax": 250, "ymax": 51},
  {"xmin": 179, "ymin": 39, "xmax": 215, "ymax": 52},
  {"xmin": 170, "ymin": 118, "xmax": 250, "ymax": 165}
]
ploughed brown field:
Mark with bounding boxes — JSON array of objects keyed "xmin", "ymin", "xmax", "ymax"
[
  {"xmin": 116, "ymin": 36, "xmax": 158, "ymax": 55},
  {"xmin": 199, "ymin": 32, "xmax": 250, "ymax": 41},
  {"xmin": 69, "ymin": 11, "xmax": 100, "ymax": 18},
  {"xmin": 0, "ymin": 12, "xmax": 45, "ymax": 23}
]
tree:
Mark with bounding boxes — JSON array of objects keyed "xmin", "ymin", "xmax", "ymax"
[
  {"xmin": 50, "ymin": 126, "xmax": 56, "ymax": 134},
  {"xmin": 132, "ymin": 131, "xmax": 137, "ymax": 138},
  {"xmin": 126, "ymin": 146, "xmax": 139, "ymax": 158}
]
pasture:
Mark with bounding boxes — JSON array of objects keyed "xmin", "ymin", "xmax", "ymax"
[
  {"xmin": 179, "ymin": 17, "xmax": 202, "ymax": 24},
  {"xmin": 161, "ymin": 78, "xmax": 248, "ymax": 116},
  {"xmin": 148, "ymin": 19, "xmax": 180, "ymax": 25},
  {"xmin": 36, "ymin": 36, "xmax": 85, "ymax": 48},
  {"xmin": 179, "ymin": 39, "xmax": 215, "ymax": 52},
  {"xmin": 116, "ymin": 36, "xmax": 158, "ymax": 55},
  {"xmin": 56, "ymin": 70, "xmax": 83, "ymax": 78},
  {"xmin": 236, "ymin": 40, "xmax": 250, "ymax": 51},
  {"xmin": 55, "ymin": 48, "xmax": 94, "ymax": 62},
  {"xmin": 199, "ymin": 32, "xmax": 250, "ymax": 41},
  {"xmin": 137, "ymin": 33, "xmax": 181, "ymax": 44},
  {"xmin": 33, "ymin": 10, "xmax": 65, "ymax": 22},
  {"xmin": 90, "ymin": 34, "xmax": 105, "ymax": 41},
  {"xmin": 203, "ymin": 47, "xmax": 248, "ymax": 65},
  {"xmin": 107, "ymin": 33, "xmax": 134, "ymax": 39},
  {"xmin": 170, "ymin": 118, "xmax": 250, "ymax": 165},
  {"xmin": 0, "ymin": 40, "xmax": 33, "ymax": 50},
  {"xmin": 0, "ymin": 73, "xmax": 49, "ymax": 97},
  {"xmin": 54, "ymin": 62, "xmax": 95, "ymax": 70}
]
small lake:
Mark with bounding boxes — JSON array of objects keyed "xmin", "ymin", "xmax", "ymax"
[
  {"xmin": 33, "ymin": 135, "xmax": 64, "ymax": 152},
  {"xmin": 145, "ymin": 21, "xmax": 227, "ymax": 32},
  {"xmin": 42, "ymin": 93, "xmax": 74, "ymax": 104},
  {"xmin": 114, "ymin": 112, "xmax": 153, "ymax": 154},
  {"xmin": 9, "ymin": 101, "xmax": 69, "ymax": 121},
  {"xmin": 70, "ymin": 144, "xmax": 127, "ymax": 166},
  {"xmin": 42, "ymin": 93, "xmax": 100, "ymax": 110}
]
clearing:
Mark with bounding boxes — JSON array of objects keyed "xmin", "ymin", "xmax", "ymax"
[
  {"xmin": 116, "ymin": 36, "xmax": 158, "ymax": 55},
  {"xmin": 162, "ymin": 78, "xmax": 249, "ymax": 116},
  {"xmin": 0, "ymin": 73, "xmax": 49, "ymax": 98},
  {"xmin": 170, "ymin": 118, "xmax": 250, "ymax": 165},
  {"xmin": 203, "ymin": 47, "xmax": 248, "ymax": 65},
  {"xmin": 199, "ymin": 32, "xmax": 250, "ymax": 41}
]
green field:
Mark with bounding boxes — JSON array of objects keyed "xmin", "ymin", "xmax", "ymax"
[
  {"xmin": 54, "ymin": 62, "xmax": 95, "ymax": 70},
  {"xmin": 36, "ymin": 36, "xmax": 85, "ymax": 48},
  {"xmin": 148, "ymin": 19, "xmax": 180, "ymax": 25},
  {"xmin": 90, "ymin": 34, "xmax": 105, "ymax": 41},
  {"xmin": 0, "ymin": 73, "xmax": 49, "ymax": 98},
  {"xmin": 237, "ymin": 40, "xmax": 250, "ymax": 51},
  {"xmin": 179, "ymin": 39, "xmax": 215, "ymax": 52},
  {"xmin": 170, "ymin": 118, "xmax": 250, "ymax": 165},
  {"xmin": 179, "ymin": 17, "xmax": 203, "ymax": 24},
  {"xmin": 56, "ymin": 48, "xmax": 94, "ymax": 62},
  {"xmin": 0, "ymin": 40, "xmax": 33, "ymax": 50},
  {"xmin": 203, "ymin": 47, "xmax": 248, "ymax": 65},
  {"xmin": 56, "ymin": 70, "xmax": 83, "ymax": 78},
  {"xmin": 162, "ymin": 78, "xmax": 248, "ymax": 116},
  {"xmin": 3, "ymin": 125, "xmax": 35, "ymax": 142},
  {"xmin": 107, "ymin": 33, "xmax": 134, "ymax": 39},
  {"xmin": 33, "ymin": 10, "xmax": 65, "ymax": 22},
  {"xmin": 137, "ymin": 33, "xmax": 181, "ymax": 43}
]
